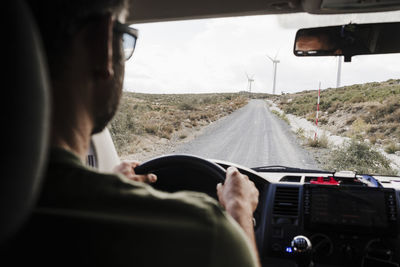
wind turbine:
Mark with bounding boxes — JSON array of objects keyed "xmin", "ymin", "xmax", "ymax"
[
  {"xmin": 336, "ymin": 55, "xmax": 343, "ymax": 88},
  {"xmin": 266, "ymin": 53, "xmax": 280, "ymax": 95},
  {"xmin": 246, "ymin": 73, "xmax": 255, "ymax": 93}
]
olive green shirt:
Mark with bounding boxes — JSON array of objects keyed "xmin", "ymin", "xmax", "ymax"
[{"xmin": 37, "ymin": 148, "xmax": 258, "ymax": 267}]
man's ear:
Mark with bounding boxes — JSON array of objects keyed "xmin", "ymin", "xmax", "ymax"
[{"xmin": 83, "ymin": 14, "xmax": 114, "ymax": 80}]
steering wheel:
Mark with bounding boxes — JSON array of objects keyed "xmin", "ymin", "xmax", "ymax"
[{"xmin": 134, "ymin": 154, "xmax": 226, "ymax": 199}]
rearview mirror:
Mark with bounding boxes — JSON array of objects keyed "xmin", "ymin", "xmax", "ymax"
[{"xmin": 294, "ymin": 22, "xmax": 400, "ymax": 62}]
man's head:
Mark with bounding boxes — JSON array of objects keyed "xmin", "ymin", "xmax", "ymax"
[
  {"xmin": 295, "ymin": 32, "xmax": 333, "ymax": 52},
  {"xmin": 27, "ymin": 0, "xmax": 132, "ymax": 137},
  {"xmin": 295, "ymin": 28, "xmax": 342, "ymax": 56}
]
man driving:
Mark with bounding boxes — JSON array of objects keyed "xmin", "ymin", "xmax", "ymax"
[{"xmin": 26, "ymin": 0, "xmax": 261, "ymax": 266}]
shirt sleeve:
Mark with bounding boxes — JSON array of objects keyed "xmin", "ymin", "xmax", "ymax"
[{"xmin": 210, "ymin": 207, "xmax": 259, "ymax": 267}]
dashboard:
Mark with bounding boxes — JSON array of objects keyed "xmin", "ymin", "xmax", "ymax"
[{"xmin": 213, "ymin": 162, "xmax": 400, "ymax": 267}]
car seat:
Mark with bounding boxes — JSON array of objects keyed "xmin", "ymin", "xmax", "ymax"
[{"xmin": 0, "ymin": 0, "xmax": 50, "ymax": 247}]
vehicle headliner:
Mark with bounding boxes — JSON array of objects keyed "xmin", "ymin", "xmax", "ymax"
[{"xmin": 126, "ymin": 0, "xmax": 400, "ymax": 23}]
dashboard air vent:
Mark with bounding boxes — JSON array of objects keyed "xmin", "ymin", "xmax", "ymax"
[
  {"xmin": 279, "ymin": 176, "xmax": 301, "ymax": 183},
  {"xmin": 273, "ymin": 187, "xmax": 299, "ymax": 217}
]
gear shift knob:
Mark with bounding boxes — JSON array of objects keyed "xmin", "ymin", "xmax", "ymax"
[
  {"xmin": 292, "ymin": 235, "xmax": 312, "ymax": 253},
  {"xmin": 291, "ymin": 235, "xmax": 313, "ymax": 267}
]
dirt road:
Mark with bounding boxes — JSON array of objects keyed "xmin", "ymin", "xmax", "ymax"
[{"xmin": 173, "ymin": 99, "xmax": 318, "ymax": 169}]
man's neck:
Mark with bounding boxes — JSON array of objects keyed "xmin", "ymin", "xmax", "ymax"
[
  {"xmin": 50, "ymin": 75, "xmax": 95, "ymax": 162},
  {"xmin": 52, "ymin": 128, "xmax": 91, "ymax": 162},
  {"xmin": 51, "ymin": 106, "xmax": 93, "ymax": 162}
]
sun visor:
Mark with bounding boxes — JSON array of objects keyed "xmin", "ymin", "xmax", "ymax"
[
  {"xmin": 303, "ymin": 0, "xmax": 400, "ymax": 14},
  {"xmin": 276, "ymin": 10, "xmax": 400, "ymax": 29},
  {"xmin": 321, "ymin": 0, "xmax": 400, "ymax": 12}
]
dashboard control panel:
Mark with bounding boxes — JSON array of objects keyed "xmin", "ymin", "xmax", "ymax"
[
  {"xmin": 303, "ymin": 185, "xmax": 398, "ymax": 235},
  {"xmin": 264, "ymin": 183, "xmax": 400, "ymax": 267}
]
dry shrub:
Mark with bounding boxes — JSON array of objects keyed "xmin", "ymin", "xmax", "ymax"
[
  {"xmin": 384, "ymin": 109, "xmax": 400, "ymax": 123},
  {"xmin": 327, "ymin": 101, "xmax": 342, "ymax": 114},
  {"xmin": 306, "ymin": 112, "xmax": 316, "ymax": 122},
  {"xmin": 349, "ymin": 95, "xmax": 366, "ymax": 103},
  {"xmin": 159, "ymin": 124, "xmax": 174, "ymax": 139},
  {"xmin": 346, "ymin": 116, "xmax": 357, "ymax": 125},
  {"xmin": 296, "ymin": 127, "xmax": 305, "ymax": 139},
  {"xmin": 367, "ymin": 125, "xmax": 378, "ymax": 134},
  {"xmin": 318, "ymin": 117, "xmax": 328, "ymax": 125},
  {"xmin": 144, "ymin": 123, "xmax": 158, "ymax": 134},
  {"xmin": 306, "ymin": 134, "xmax": 329, "ymax": 148},
  {"xmin": 368, "ymin": 136, "xmax": 377, "ymax": 145},
  {"xmin": 178, "ymin": 102, "xmax": 196, "ymax": 111},
  {"xmin": 271, "ymin": 110, "xmax": 290, "ymax": 124},
  {"xmin": 384, "ymin": 142, "xmax": 400, "ymax": 154},
  {"xmin": 326, "ymin": 139, "xmax": 398, "ymax": 175},
  {"xmin": 349, "ymin": 118, "xmax": 370, "ymax": 139}
]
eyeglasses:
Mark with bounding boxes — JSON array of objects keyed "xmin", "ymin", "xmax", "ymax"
[{"xmin": 114, "ymin": 21, "xmax": 138, "ymax": 61}]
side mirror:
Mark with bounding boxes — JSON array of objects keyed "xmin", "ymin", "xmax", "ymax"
[{"xmin": 293, "ymin": 22, "xmax": 400, "ymax": 62}]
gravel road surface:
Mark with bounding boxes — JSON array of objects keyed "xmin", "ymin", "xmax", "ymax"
[{"xmin": 173, "ymin": 99, "xmax": 319, "ymax": 169}]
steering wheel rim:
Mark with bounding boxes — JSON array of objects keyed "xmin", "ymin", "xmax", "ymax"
[{"xmin": 134, "ymin": 154, "xmax": 226, "ymax": 199}]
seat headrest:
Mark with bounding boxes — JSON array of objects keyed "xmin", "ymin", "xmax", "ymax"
[{"xmin": 1, "ymin": 0, "xmax": 50, "ymax": 244}]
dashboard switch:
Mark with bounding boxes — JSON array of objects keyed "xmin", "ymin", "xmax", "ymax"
[
  {"xmin": 271, "ymin": 243, "xmax": 282, "ymax": 252},
  {"xmin": 272, "ymin": 227, "xmax": 283, "ymax": 237}
]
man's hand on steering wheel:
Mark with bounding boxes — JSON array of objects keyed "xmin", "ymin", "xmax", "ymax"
[
  {"xmin": 114, "ymin": 161, "xmax": 157, "ymax": 184},
  {"xmin": 217, "ymin": 166, "xmax": 260, "ymax": 267},
  {"xmin": 217, "ymin": 166, "xmax": 259, "ymax": 219}
]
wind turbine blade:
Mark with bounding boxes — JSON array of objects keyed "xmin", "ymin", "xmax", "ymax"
[
  {"xmin": 245, "ymin": 72, "xmax": 250, "ymax": 79},
  {"xmin": 274, "ymin": 48, "xmax": 281, "ymax": 60},
  {"xmin": 266, "ymin": 54, "xmax": 274, "ymax": 62}
]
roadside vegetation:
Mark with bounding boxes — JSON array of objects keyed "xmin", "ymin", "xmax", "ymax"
[
  {"xmin": 305, "ymin": 134, "xmax": 329, "ymax": 148},
  {"xmin": 385, "ymin": 143, "xmax": 400, "ymax": 154},
  {"xmin": 109, "ymin": 92, "xmax": 248, "ymax": 156},
  {"xmin": 272, "ymin": 79, "xmax": 400, "ymax": 175},
  {"xmin": 326, "ymin": 139, "xmax": 398, "ymax": 176},
  {"xmin": 271, "ymin": 110, "xmax": 290, "ymax": 124},
  {"xmin": 274, "ymin": 79, "xmax": 400, "ymax": 145}
]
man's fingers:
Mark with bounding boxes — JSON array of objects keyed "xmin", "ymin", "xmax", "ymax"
[
  {"xmin": 216, "ymin": 183, "xmax": 226, "ymax": 207},
  {"xmin": 129, "ymin": 161, "xmax": 141, "ymax": 169},
  {"xmin": 147, "ymin": 173, "xmax": 157, "ymax": 183},
  {"xmin": 126, "ymin": 173, "xmax": 157, "ymax": 183},
  {"xmin": 226, "ymin": 166, "xmax": 239, "ymax": 177},
  {"xmin": 114, "ymin": 161, "xmax": 157, "ymax": 184},
  {"xmin": 227, "ymin": 166, "xmax": 249, "ymax": 181},
  {"xmin": 216, "ymin": 182, "xmax": 224, "ymax": 194},
  {"xmin": 140, "ymin": 173, "xmax": 157, "ymax": 183},
  {"xmin": 120, "ymin": 162, "xmax": 131, "ymax": 168}
]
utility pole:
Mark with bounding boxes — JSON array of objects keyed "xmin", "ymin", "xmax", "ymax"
[
  {"xmin": 336, "ymin": 56, "xmax": 342, "ymax": 88},
  {"xmin": 266, "ymin": 54, "xmax": 280, "ymax": 95},
  {"xmin": 314, "ymin": 82, "xmax": 321, "ymax": 141}
]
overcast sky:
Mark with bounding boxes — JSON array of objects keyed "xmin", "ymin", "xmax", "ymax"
[{"xmin": 124, "ymin": 11, "xmax": 400, "ymax": 94}]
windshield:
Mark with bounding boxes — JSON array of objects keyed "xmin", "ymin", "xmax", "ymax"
[{"xmin": 109, "ymin": 12, "xmax": 400, "ymax": 176}]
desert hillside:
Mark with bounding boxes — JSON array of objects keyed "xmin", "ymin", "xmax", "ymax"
[
  {"xmin": 275, "ymin": 80, "xmax": 400, "ymax": 148},
  {"xmin": 270, "ymin": 79, "xmax": 400, "ymax": 175}
]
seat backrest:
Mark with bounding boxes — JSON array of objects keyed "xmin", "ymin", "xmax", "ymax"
[
  {"xmin": 1, "ymin": 0, "xmax": 50, "ymax": 245},
  {"xmin": 4, "ymin": 207, "xmax": 214, "ymax": 267}
]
